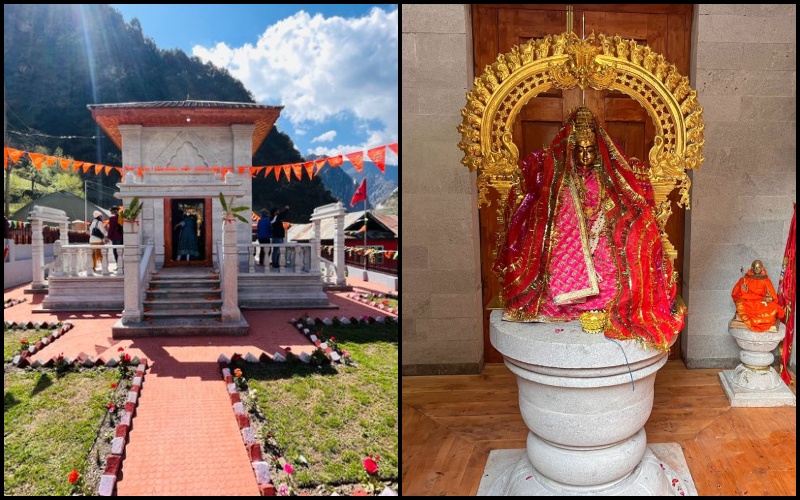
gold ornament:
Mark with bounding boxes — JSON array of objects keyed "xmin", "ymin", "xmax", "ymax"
[{"xmin": 579, "ymin": 310, "xmax": 609, "ymax": 334}]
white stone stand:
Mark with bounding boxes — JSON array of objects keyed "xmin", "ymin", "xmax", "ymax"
[
  {"xmin": 479, "ymin": 311, "xmax": 695, "ymax": 496},
  {"xmin": 718, "ymin": 322, "xmax": 795, "ymax": 407}
]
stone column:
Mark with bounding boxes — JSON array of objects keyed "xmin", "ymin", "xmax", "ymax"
[
  {"xmin": 221, "ymin": 216, "xmax": 241, "ymax": 322},
  {"xmin": 30, "ymin": 217, "xmax": 46, "ymax": 290},
  {"xmin": 121, "ymin": 220, "xmax": 142, "ymax": 324},
  {"xmin": 311, "ymin": 219, "xmax": 321, "ymax": 277},
  {"xmin": 59, "ymin": 220, "xmax": 69, "ymax": 245},
  {"xmin": 481, "ymin": 311, "xmax": 690, "ymax": 496},
  {"xmin": 333, "ymin": 211, "xmax": 346, "ymax": 286}
]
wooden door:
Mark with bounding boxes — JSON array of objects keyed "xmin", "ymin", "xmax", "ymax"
[
  {"xmin": 164, "ymin": 198, "xmax": 214, "ymax": 267},
  {"xmin": 472, "ymin": 4, "xmax": 693, "ymax": 362}
]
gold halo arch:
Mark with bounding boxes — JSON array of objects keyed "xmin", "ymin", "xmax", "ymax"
[{"xmin": 458, "ymin": 32, "xmax": 705, "ymax": 267}]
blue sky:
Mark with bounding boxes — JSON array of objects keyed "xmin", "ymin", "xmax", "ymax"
[{"xmin": 111, "ymin": 4, "xmax": 398, "ymax": 166}]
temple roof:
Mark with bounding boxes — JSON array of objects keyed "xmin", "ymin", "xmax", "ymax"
[{"xmin": 87, "ymin": 100, "xmax": 283, "ymax": 154}]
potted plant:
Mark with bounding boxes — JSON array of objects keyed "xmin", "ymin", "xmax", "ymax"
[{"xmin": 218, "ymin": 192, "xmax": 250, "ymax": 224}]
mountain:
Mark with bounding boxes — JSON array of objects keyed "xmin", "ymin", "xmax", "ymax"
[
  {"xmin": 340, "ymin": 162, "xmax": 398, "ymax": 208},
  {"xmin": 3, "ymin": 4, "xmax": 335, "ymax": 222},
  {"xmin": 375, "ymin": 188, "xmax": 398, "ymax": 216}
]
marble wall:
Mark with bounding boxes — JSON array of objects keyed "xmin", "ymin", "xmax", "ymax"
[
  {"xmin": 402, "ymin": 5, "xmax": 485, "ymax": 375},
  {"xmin": 684, "ymin": 5, "xmax": 796, "ymax": 368}
]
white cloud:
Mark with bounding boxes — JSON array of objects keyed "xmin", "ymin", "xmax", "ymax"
[
  {"xmin": 193, "ymin": 7, "xmax": 398, "ymax": 154},
  {"xmin": 307, "ymin": 129, "xmax": 397, "ymax": 165},
  {"xmin": 311, "ymin": 130, "xmax": 337, "ymax": 143}
]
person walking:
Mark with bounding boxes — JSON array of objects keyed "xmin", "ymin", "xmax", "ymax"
[
  {"xmin": 271, "ymin": 205, "xmax": 289, "ymax": 268},
  {"xmin": 107, "ymin": 206, "xmax": 123, "ymax": 266},
  {"xmin": 88, "ymin": 210, "xmax": 108, "ymax": 272},
  {"xmin": 257, "ymin": 208, "xmax": 272, "ymax": 266}
]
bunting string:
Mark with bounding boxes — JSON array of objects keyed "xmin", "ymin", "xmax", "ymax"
[{"xmin": 3, "ymin": 142, "xmax": 398, "ymax": 181}]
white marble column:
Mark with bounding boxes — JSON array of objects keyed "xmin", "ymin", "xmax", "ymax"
[
  {"xmin": 121, "ymin": 220, "xmax": 142, "ymax": 324},
  {"xmin": 221, "ymin": 216, "xmax": 241, "ymax": 322},
  {"xmin": 333, "ymin": 212, "xmax": 346, "ymax": 286},
  {"xmin": 30, "ymin": 218, "xmax": 46, "ymax": 290},
  {"xmin": 311, "ymin": 219, "xmax": 321, "ymax": 277}
]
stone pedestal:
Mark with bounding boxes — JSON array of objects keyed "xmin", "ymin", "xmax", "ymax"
[
  {"xmin": 718, "ymin": 322, "xmax": 795, "ymax": 407},
  {"xmin": 480, "ymin": 311, "xmax": 694, "ymax": 496}
]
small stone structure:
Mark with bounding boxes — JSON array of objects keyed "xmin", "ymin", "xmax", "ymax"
[
  {"xmin": 718, "ymin": 320, "xmax": 795, "ymax": 407},
  {"xmin": 479, "ymin": 311, "xmax": 696, "ymax": 495}
]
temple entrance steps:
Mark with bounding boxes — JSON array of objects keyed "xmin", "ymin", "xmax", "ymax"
[
  {"xmin": 144, "ymin": 269, "xmax": 222, "ymax": 320},
  {"xmin": 112, "ymin": 266, "xmax": 249, "ymax": 338}
]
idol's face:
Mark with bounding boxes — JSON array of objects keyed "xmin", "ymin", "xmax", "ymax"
[
  {"xmin": 752, "ymin": 261, "xmax": 764, "ymax": 275},
  {"xmin": 575, "ymin": 141, "xmax": 596, "ymax": 167}
]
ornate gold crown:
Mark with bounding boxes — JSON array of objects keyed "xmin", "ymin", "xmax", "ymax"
[
  {"xmin": 579, "ymin": 310, "xmax": 608, "ymax": 334},
  {"xmin": 571, "ymin": 105, "xmax": 596, "ymax": 146}
]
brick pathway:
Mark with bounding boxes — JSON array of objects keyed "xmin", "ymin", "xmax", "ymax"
[{"xmin": 3, "ymin": 282, "xmax": 393, "ymax": 496}]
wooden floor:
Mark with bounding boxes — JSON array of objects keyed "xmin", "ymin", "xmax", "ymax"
[{"xmin": 402, "ymin": 360, "xmax": 796, "ymax": 496}]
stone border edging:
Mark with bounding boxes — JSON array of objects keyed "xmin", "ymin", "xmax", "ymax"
[
  {"xmin": 346, "ymin": 293, "xmax": 398, "ymax": 315},
  {"xmin": 98, "ymin": 359, "xmax": 149, "ymax": 496},
  {"xmin": 10, "ymin": 321, "xmax": 74, "ymax": 367},
  {"xmin": 219, "ymin": 362, "xmax": 277, "ymax": 496},
  {"xmin": 4, "ymin": 297, "xmax": 27, "ymax": 309}
]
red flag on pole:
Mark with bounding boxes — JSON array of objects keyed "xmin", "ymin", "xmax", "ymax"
[
  {"xmin": 350, "ymin": 178, "xmax": 367, "ymax": 207},
  {"xmin": 777, "ymin": 203, "xmax": 796, "ymax": 385}
]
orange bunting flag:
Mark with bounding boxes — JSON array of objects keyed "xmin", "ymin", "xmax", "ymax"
[
  {"xmin": 28, "ymin": 153, "xmax": 46, "ymax": 170},
  {"xmin": 264, "ymin": 166, "xmax": 274, "ymax": 179},
  {"xmin": 8, "ymin": 148, "xmax": 25, "ymax": 164},
  {"xmin": 45, "ymin": 156, "xmax": 58, "ymax": 168},
  {"xmin": 60, "ymin": 158, "xmax": 72, "ymax": 170},
  {"xmin": 115, "ymin": 167, "xmax": 123, "ymax": 175},
  {"xmin": 104, "ymin": 166, "xmax": 112, "ymax": 175},
  {"xmin": 314, "ymin": 158, "xmax": 327, "ymax": 173},
  {"xmin": 282, "ymin": 165, "xmax": 292, "ymax": 181},
  {"xmin": 346, "ymin": 152, "xmax": 364, "ymax": 173},
  {"xmin": 388, "ymin": 142, "xmax": 398, "ymax": 156},
  {"xmin": 95, "ymin": 164, "xmax": 103, "ymax": 175},
  {"xmin": 137, "ymin": 168, "xmax": 145, "ymax": 177},
  {"xmin": 292, "ymin": 163, "xmax": 304, "ymax": 180},
  {"xmin": 83, "ymin": 163, "xmax": 93, "ymax": 173},
  {"xmin": 304, "ymin": 161, "xmax": 315, "ymax": 179},
  {"xmin": 238, "ymin": 166, "xmax": 247, "ymax": 175},
  {"xmin": 3, "ymin": 148, "xmax": 7, "ymax": 170},
  {"xmin": 274, "ymin": 165, "xmax": 282, "ymax": 181},
  {"xmin": 327, "ymin": 155, "xmax": 343, "ymax": 167},
  {"xmin": 73, "ymin": 161, "xmax": 84, "ymax": 172},
  {"xmin": 367, "ymin": 146, "xmax": 386, "ymax": 173}
]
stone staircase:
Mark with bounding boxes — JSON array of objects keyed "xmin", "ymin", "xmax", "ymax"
[
  {"xmin": 112, "ymin": 266, "xmax": 249, "ymax": 337},
  {"xmin": 144, "ymin": 268, "xmax": 222, "ymax": 323}
]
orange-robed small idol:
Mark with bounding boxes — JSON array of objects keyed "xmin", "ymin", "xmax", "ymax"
[{"xmin": 731, "ymin": 260, "xmax": 786, "ymax": 332}]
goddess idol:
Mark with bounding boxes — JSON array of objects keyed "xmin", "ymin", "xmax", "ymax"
[{"xmin": 493, "ymin": 106, "xmax": 685, "ymax": 350}]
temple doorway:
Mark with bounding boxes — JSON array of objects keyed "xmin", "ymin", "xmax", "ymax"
[{"xmin": 163, "ymin": 198, "xmax": 213, "ymax": 267}]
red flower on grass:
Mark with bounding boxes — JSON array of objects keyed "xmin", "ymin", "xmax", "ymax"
[
  {"xmin": 329, "ymin": 337, "xmax": 336, "ymax": 342},
  {"xmin": 363, "ymin": 455, "xmax": 380, "ymax": 475},
  {"xmin": 123, "ymin": 353, "xmax": 131, "ymax": 363},
  {"xmin": 110, "ymin": 383, "xmax": 117, "ymax": 389},
  {"xmin": 108, "ymin": 402, "xmax": 116, "ymax": 413},
  {"xmin": 68, "ymin": 469, "xmax": 80, "ymax": 484},
  {"xmin": 118, "ymin": 347, "xmax": 125, "ymax": 352},
  {"xmin": 283, "ymin": 463, "xmax": 294, "ymax": 475}
]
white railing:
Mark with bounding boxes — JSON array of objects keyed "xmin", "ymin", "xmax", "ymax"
[
  {"xmin": 241, "ymin": 242, "xmax": 315, "ymax": 275},
  {"xmin": 139, "ymin": 244, "xmax": 155, "ymax": 306},
  {"xmin": 319, "ymin": 256, "xmax": 341, "ymax": 284},
  {"xmin": 217, "ymin": 240, "xmax": 225, "ymax": 307},
  {"xmin": 52, "ymin": 243, "xmax": 125, "ymax": 277}
]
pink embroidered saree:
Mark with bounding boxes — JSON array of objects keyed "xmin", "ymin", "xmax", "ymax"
[{"xmin": 493, "ymin": 109, "xmax": 683, "ymax": 350}]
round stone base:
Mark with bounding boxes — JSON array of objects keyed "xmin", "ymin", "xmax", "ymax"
[
  {"xmin": 718, "ymin": 369, "xmax": 796, "ymax": 408},
  {"xmin": 478, "ymin": 445, "xmax": 694, "ymax": 496}
]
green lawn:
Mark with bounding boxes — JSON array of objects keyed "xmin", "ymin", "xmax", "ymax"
[
  {"xmin": 238, "ymin": 322, "xmax": 398, "ymax": 487},
  {"xmin": 4, "ymin": 369, "xmax": 118, "ymax": 496},
  {"xmin": 3, "ymin": 327, "xmax": 54, "ymax": 362}
]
